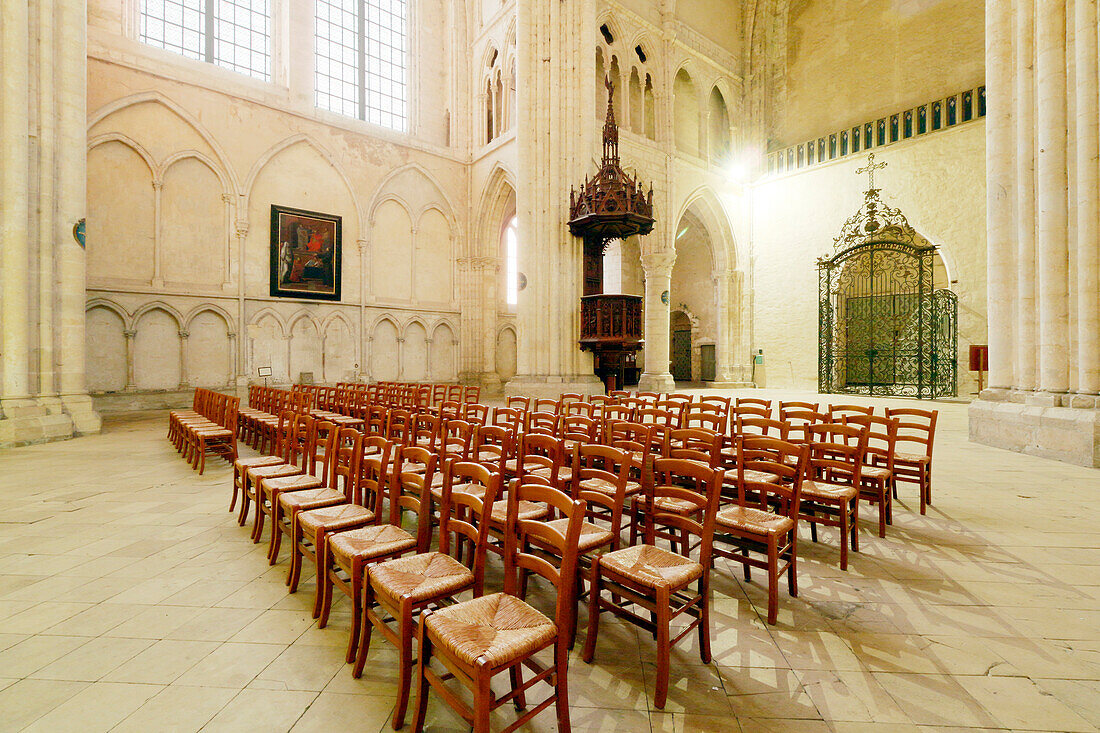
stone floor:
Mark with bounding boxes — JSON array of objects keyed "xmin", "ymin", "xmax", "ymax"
[{"xmin": 1, "ymin": 390, "xmax": 1099, "ymax": 732}]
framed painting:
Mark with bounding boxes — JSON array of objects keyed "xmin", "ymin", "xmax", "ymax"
[{"xmin": 270, "ymin": 205, "xmax": 342, "ymax": 301}]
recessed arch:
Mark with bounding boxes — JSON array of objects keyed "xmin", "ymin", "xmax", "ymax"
[{"xmin": 184, "ymin": 304, "xmax": 235, "ymax": 331}]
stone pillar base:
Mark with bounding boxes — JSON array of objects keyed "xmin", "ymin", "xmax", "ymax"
[
  {"xmin": 0, "ymin": 397, "xmax": 75, "ymax": 448},
  {"xmin": 637, "ymin": 372, "xmax": 676, "ymax": 393},
  {"xmin": 460, "ymin": 372, "xmax": 504, "ymax": 398},
  {"xmin": 504, "ymin": 374, "xmax": 605, "ymax": 400},
  {"xmin": 61, "ymin": 393, "xmax": 102, "ymax": 436},
  {"xmin": 969, "ymin": 390, "xmax": 1100, "ymax": 467}
]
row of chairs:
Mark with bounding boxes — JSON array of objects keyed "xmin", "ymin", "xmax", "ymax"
[
  {"xmin": 223, "ymin": 393, "xmax": 915, "ymax": 730},
  {"xmin": 167, "ymin": 388, "xmax": 239, "ymax": 473}
]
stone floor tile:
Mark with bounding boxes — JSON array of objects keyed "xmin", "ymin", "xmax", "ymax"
[
  {"xmin": 202, "ymin": 688, "xmax": 318, "ymax": 732},
  {"xmin": 111, "ymin": 684, "xmax": 237, "ymax": 732},
  {"xmin": 103, "ymin": 638, "xmax": 221, "ymax": 684},
  {"xmin": 21, "ymin": 680, "xmax": 162, "ymax": 732}
]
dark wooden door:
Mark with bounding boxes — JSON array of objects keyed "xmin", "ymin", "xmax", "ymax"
[{"xmin": 671, "ymin": 329, "xmax": 692, "ymax": 381}]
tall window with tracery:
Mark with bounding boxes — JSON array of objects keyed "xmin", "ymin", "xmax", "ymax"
[
  {"xmin": 140, "ymin": 0, "xmax": 270, "ymax": 80},
  {"xmin": 315, "ymin": 0, "xmax": 408, "ymax": 131}
]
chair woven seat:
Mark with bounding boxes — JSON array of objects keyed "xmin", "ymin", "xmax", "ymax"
[
  {"xmin": 261, "ymin": 474, "xmax": 323, "ymax": 498},
  {"xmin": 862, "ymin": 466, "xmax": 891, "ymax": 479},
  {"xmin": 801, "ymin": 480, "xmax": 858, "ymax": 502},
  {"xmin": 425, "ymin": 592, "xmax": 556, "ymax": 668},
  {"xmin": 298, "ymin": 503, "xmax": 374, "ymax": 533},
  {"xmin": 894, "ymin": 451, "xmax": 930, "ymax": 465},
  {"xmin": 639, "ymin": 494, "xmax": 704, "ymax": 515},
  {"xmin": 716, "ymin": 506, "xmax": 794, "ymax": 536},
  {"xmin": 490, "ymin": 500, "xmax": 549, "ymax": 524},
  {"xmin": 234, "ymin": 455, "xmax": 283, "ymax": 471},
  {"xmin": 248, "ymin": 463, "xmax": 300, "ymax": 482},
  {"xmin": 527, "ymin": 466, "xmax": 572, "ymax": 484},
  {"xmin": 503, "ymin": 458, "xmax": 545, "ymax": 474},
  {"xmin": 742, "ymin": 469, "xmax": 780, "ymax": 485},
  {"xmin": 578, "ymin": 476, "xmax": 642, "ymax": 497},
  {"xmin": 544, "ymin": 518, "xmax": 614, "ymax": 552},
  {"xmin": 329, "ymin": 524, "xmax": 417, "ymax": 565},
  {"xmin": 599, "ymin": 544, "xmax": 703, "ymax": 590},
  {"xmin": 193, "ymin": 427, "xmax": 232, "ymax": 437},
  {"xmin": 278, "ymin": 487, "xmax": 345, "ymax": 511},
  {"xmin": 370, "ymin": 551, "xmax": 474, "ymax": 603},
  {"xmin": 429, "ymin": 481, "xmax": 486, "ymax": 501}
]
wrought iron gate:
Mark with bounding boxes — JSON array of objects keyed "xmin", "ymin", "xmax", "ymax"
[{"xmin": 817, "ymin": 159, "xmax": 957, "ymax": 398}]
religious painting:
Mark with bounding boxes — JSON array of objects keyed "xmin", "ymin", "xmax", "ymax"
[{"xmin": 269, "ymin": 205, "xmax": 342, "ymax": 301}]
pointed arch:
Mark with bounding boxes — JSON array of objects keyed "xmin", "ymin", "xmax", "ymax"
[
  {"xmin": 675, "ymin": 186, "xmax": 738, "ymax": 273},
  {"xmin": 245, "ymin": 134, "xmax": 364, "ymax": 232},
  {"xmin": 85, "ymin": 298, "xmax": 132, "ymax": 329},
  {"xmin": 249, "ymin": 307, "xmax": 288, "ymax": 337},
  {"xmin": 365, "ymin": 162, "xmax": 459, "ymax": 233},
  {"xmin": 162, "ymin": 150, "xmax": 234, "ymax": 194},
  {"xmin": 475, "ymin": 164, "xmax": 517, "ymax": 259},
  {"xmin": 184, "ymin": 303, "xmax": 235, "ymax": 330},
  {"xmin": 87, "ymin": 133, "xmax": 158, "ymax": 179},
  {"xmin": 87, "ymin": 91, "xmax": 240, "ymax": 193},
  {"xmin": 132, "ymin": 300, "xmax": 185, "ymax": 328}
]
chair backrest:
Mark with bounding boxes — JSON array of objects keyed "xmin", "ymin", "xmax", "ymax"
[
  {"xmin": 291, "ymin": 413, "xmax": 315, "ymax": 467},
  {"xmin": 642, "ymin": 406, "xmax": 682, "ymax": 427},
  {"xmin": 601, "ymin": 403, "xmax": 634, "ymax": 424},
  {"xmin": 437, "ymin": 461, "xmax": 499, "ymax": 594},
  {"xmin": 683, "ymin": 410, "xmax": 727, "ymax": 434},
  {"xmin": 518, "ymin": 432, "xmax": 564, "ymax": 484},
  {"xmin": 446, "ymin": 384, "xmax": 463, "ymax": 402},
  {"xmin": 565, "ymin": 400, "xmax": 597, "ymax": 419},
  {"xmin": 526, "ymin": 410, "xmax": 560, "ymax": 436},
  {"xmin": 573, "ymin": 444, "xmax": 630, "ymax": 541},
  {"xmin": 650, "ymin": 458, "xmax": 724, "ymax": 567},
  {"xmin": 780, "ymin": 409, "xmax": 826, "ymax": 443},
  {"xmin": 885, "ymin": 407, "xmax": 937, "ymax": 459},
  {"xmin": 365, "ymin": 405, "xmax": 388, "ymax": 436},
  {"xmin": 560, "ymin": 414, "xmax": 598, "ymax": 445},
  {"xmin": 462, "ymin": 386, "xmax": 481, "ymax": 404},
  {"xmin": 360, "ymin": 435, "xmax": 391, "ymax": 499},
  {"xmin": 503, "ymin": 481, "xmax": 586, "ymax": 632},
  {"xmin": 309, "ymin": 420, "xmax": 339, "ymax": 478},
  {"xmin": 506, "ymin": 396, "xmax": 531, "ymax": 413},
  {"xmin": 534, "ymin": 397, "xmax": 560, "ymax": 414},
  {"xmin": 605, "ymin": 419, "xmax": 664, "ymax": 460},
  {"xmin": 736, "ymin": 397, "xmax": 772, "ymax": 412},
  {"xmin": 328, "ymin": 426, "xmax": 365, "ymax": 505},
  {"xmin": 391, "ymin": 445, "xmax": 438, "ymax": 549},
  {"xmin": 462, "ymin": 402, "xmax": 488, "ymax": 426},
  {"xmin": 828, "ymin": 404, "xmax": 873, "ymax": 422},
  {"xmin": 587, "ymin": 394, "xmax": 612, "ymax": 406},
  {"xmin": 779, "ymin": 401, "xmax": 820, "ymax": 419},
  {"xmin": 843, "ymin": 414, "xmax": 899, "ymax": 468},
  {"xmin": 432, "ymin": 384, "xmax": 447, "ymax": 406},
  {"xmin": 412, "ymin": 412, "xmax": 441, "ymax": 451},
  {"xmin": 559, "ymin": 392, "xmax": 583, "ymax": 407},
  {"xmin": 735, "ymin": 435, "xmax": 808, "ymax": 522},
  {"xmin": 386, "ymin": 408, "xmax": 413, "ymax": 444},
  {"xmin": 274, "ymin": 409, "xmax": 298, "ymax": 460},
  {"xmin": 698, "ymin": 395, "xmax": 732, "ymax": 412},
  {"xmin": 490, "ymin": 406, "xmax": 524, "ymax": 434},
  {"xmin": 736, "ymin": 415, "xmax": 789, "ymax": 439},
  {"xmin": 441, "ymin": 419, "xmax": 476, "ymax": 462},
  {"xmin": 473, "ymin": 424, "xmax": 512, "ymax": 473},
  {"xmin": 668, "ymin": 427, "xmax": 723, "ymax": 468},
  {"xmin": 733, "ymin": 404, "xmax": 771, "ymax": 422},
  {"xmin": 438, "ymin": 400, "xmax": 462, "ymax": 421},
  {"xmin": 806, "ymin": 423, "xmax": 867, "ymax": 486},
  {"xmin": 608, "ymin": 390, "xmax": 631, "ymax": 399}
]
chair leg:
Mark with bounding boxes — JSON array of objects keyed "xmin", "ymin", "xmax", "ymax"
[
  {"xmin": 581, "ymin": 562, "xmax": 602, "ymax": 664},
  {"xmin": 312, "ymin": 532, "xmax": 329, "ymax": 619},
  {"xmin": 237, "ymin": 475, "xmax": 253, "ymax": 526},
  {"xmin": 653, "ymin": 590, "xmax": 671, "ymax": 709},
  {"xmin": 839, "ymin": 507, "xmax": 849, "ymax": 571},
  {"xmin": 787, "ymin": 539, "xmax": 798, "ymax": 597},
  {"xmin": 850, "ymin": 499, "xmax": 860, "ymax": 553},
  {"xmin": 554, "ymin": 638, "xmax": 572, "ymax": 733},
  {"xmin": 230, "ymin": 469, "xmax": 241, "ymax": 513},
  {"xmin": 508, "ymin": 661, "xmax": 526, "ymax": 712},
  {"xmin": 392, "ymin": 605, "xmax": 414, "ymax": 729},
  {"xmin": 353, "ymin": 584, "xmax": 377, "ymax": 678},
  {"xmin": 767, "ymin": 540, "xmax": 779, "ymax": 626},
  {"xmin": 698, "ymin": 578, "xmax": 712, "ymax": 663},
  {"xmin": 288, "ymin": 525, "xmax": 303, "ymax": 591},
  {"xmin": 410, "ymin": 620, "xmax": 431, "ymax": 733},
  {"xmin": 473, "ymin": 668, "xmax": 492, "ymax": 733},
  {"xmin": 268, "ymin": 504, "xmax": 284, "ymax": 564}
]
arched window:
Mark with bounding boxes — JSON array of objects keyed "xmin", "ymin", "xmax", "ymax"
[{"xmin": 504, "ymin": 215, "xmax": 518, "ymax": 306}]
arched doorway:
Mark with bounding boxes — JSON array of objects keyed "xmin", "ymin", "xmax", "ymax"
[
  {"xmin": 818, "ymin": 188, "xmax": 958, "ymax": 398},
  {"xmin": 670, "ymin": 310, "xmax": 692, "ymax": 381}
]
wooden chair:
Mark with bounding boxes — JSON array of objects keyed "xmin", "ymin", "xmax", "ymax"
[
  {"xmin": 253, "ymin": 420, "xmax": 338, "ymax": 547},
  {"xmin": 559, "ymin": 414, "xmax": 598, "ymax": 452},
  {"xmin": 473, "ymin": 424, "xmax": 512, "ymax": 475},
  {"xmin": 844, "ymin": 414, "xmax": 898, "ymax": 537},
  {"xmin": 462, "ymin": 385, "xmax": 482, "ymax": 404},
  {"xmin": 230, "ymin": 409, "xmax": 295, "ymax": 515},
  {"xmin": 365, "ymin": 404, "xmax": 389, "ymax": 436},
  {"xmin": 515, "ymin": 433, "xmax": 566, "ymax": 490},
  {"xmin": 526, "ymin": 410, "xmax": 560, "ymax": 436},
  {"xmin": 779, "ymin": 401, "xmax": 820, "ymax": 419},
  {"xmin": 506, "ymin": 396, "xmax": 531, "ymax": 413},
  {"xmin": 582, "ymin": 458, "xmax": 723, "ymax": 709},
  {"xmin": 639, "ymin": 406, "xmax": 682, "ymax": 428},
  {"xmin": 572, "ymin": 443, "xmax": 636, "ymax": 550},
  {"xmin": 386, "ymin": 408, "xmax": 414, "ymax": 444},
  {"xmin": 283, "ymin": 429, "xmax": 380, "ymax": 613},
  {"xmin": 564, "ymin": 400, "xmax": 598, "ymax": 419},
  {"xmin": 534, "ymin": 397, "xmax": 560, "ymax": 414},
  {"xmin": 884, "ymin": 407, "xmax": 938, "ymax": 514},
  {"xmin": 736, "ymin": 397, "xmax": 772, "ymax": 414},
  {"xmin": 800, "ymin": 423, "xmax": 866, "ymax": 570},
  {"xmin": 317, "ymin": 446, "xmax": 430, "ymax": 665},
  {"xmin": 682, "ymin": 410, "xmax": 727, "ymax": 435},
  {"xmin": 411, "ymin": 481, "xmax": 585, "ymax": 733},
  {"xmin": 412, "ymin": 412, "xmax": 442, "ymax": 452},
  {"xmin": 780, "ymin": 409, "xmax": 825, "ymax": 444},
  {"xmin": 356, "ymin": 462, "xmax": 497, "ymax": 729},
  {"xmin": 491, "ymin": 406, "xmax": 524, "ymax": 434},
  {"xmin": 714, "ymin": 436, "xmax": 808, "ymax": 624},
  {"xmin": 237, "ymin": 413, "xmax": 312, "ymax": 528}
]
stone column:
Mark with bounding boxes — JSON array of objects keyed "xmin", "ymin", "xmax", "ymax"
[
  {"xmin": 1034, "ymin": 0, "xmax": 1069, "ymax": 395},
  {"xmin": 506, "ymin": 0, "xmax": 603, "ymax": 399},
  {"xmin": 123, "ymin": 330, "xmax": 137, "ymax": 391},
  {"xmin": 151, "ymin": 179, "xmax": 164, "ymax": 288},
  {"xmin": 178, "ymin": 330, "xmax": 190, "ymax": 389},
  {"xmin": 227, "ymin": 332, "xmax": 237, "ymax": 386},
  {"xmin": 970, "ymin": 0, "xmax": 1100, "ymax": 467},
  {"xmin": 637, "ymin": 249, "xmax": 676, "ymax": 393},
  {"xmin": 984, "ymin": 0, "xmax": 1016, "ymax": 391}
]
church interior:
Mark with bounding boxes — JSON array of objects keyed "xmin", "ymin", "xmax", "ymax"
[{"xmin": 1, "ymin": 0, "xmax": 1099, "ymax": 730}]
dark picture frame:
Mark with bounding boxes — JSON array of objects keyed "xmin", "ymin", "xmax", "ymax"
[{"xmin": 269, "ymin": 205, "xmax": 342, "ymax": 301}]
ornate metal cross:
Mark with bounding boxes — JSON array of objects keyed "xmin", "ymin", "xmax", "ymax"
[{"xmin": 856, "ymin": 153, "xmax": 887, "ymax": 190}]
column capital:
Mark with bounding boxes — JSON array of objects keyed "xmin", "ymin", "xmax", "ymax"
[
  {"xmin": 227, "ymin": 332, "xmax": 236, "ymax": 340},
  {"xmin": 123, "ymin": 330, "xmax": 137, "ymax": 339},
  {"xmin": 151, "ymin": 180, "xmax": 163, "ymax": 191},
  {"xmin": 357, "ymin": 239, "xmax": 368, "ymax": 254},
  {"xmin": 641, "ymin": 249, "xmax": 676, "ymax": 276},
  {"xmin": 221, "ymin": 193, "xmax": 234, "ymax": 204},
  {"xmin": 178, "ymin": 330, "xmax": 190, "ymax": 339},
  {"xmin": 235, "ymin": 221, "xmax": 250, "ymax": 237}
]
